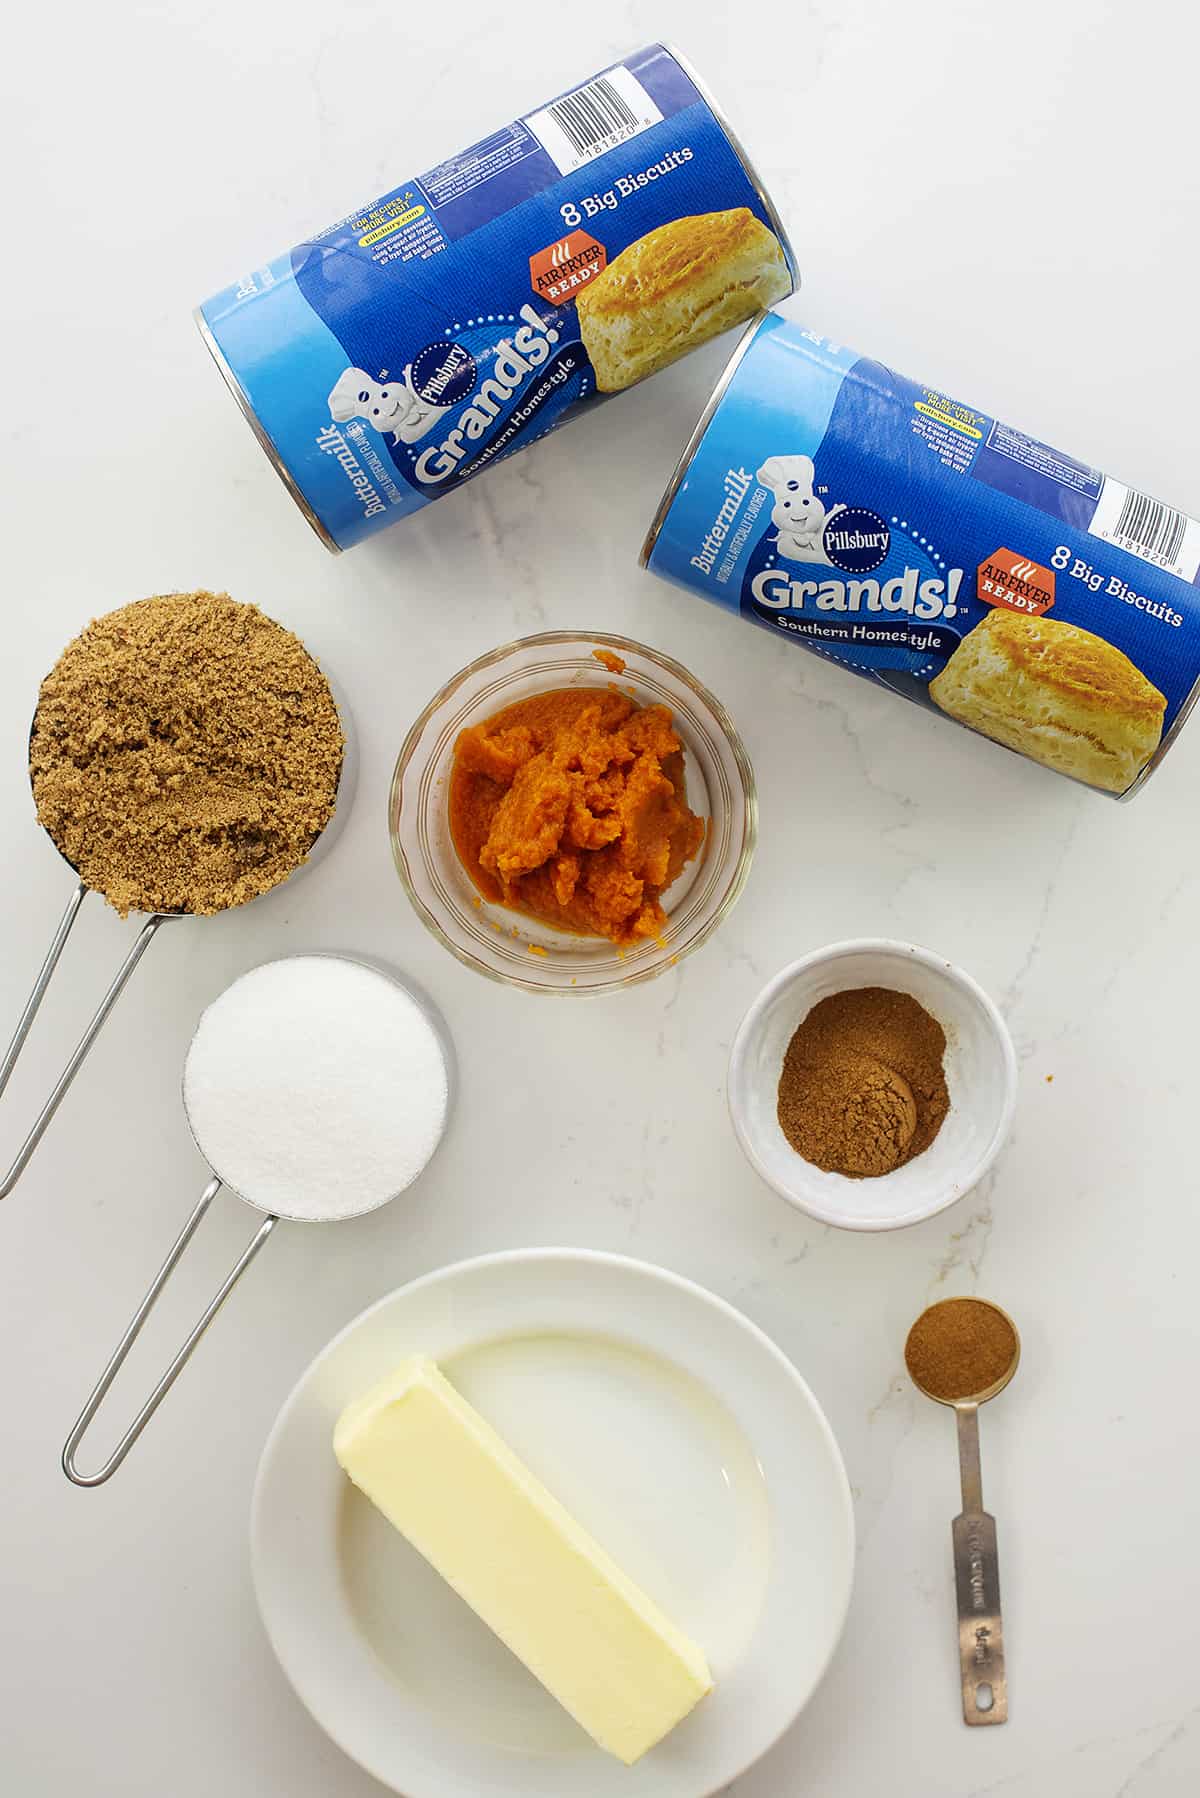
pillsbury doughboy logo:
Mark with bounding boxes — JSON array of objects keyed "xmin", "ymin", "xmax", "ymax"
[
  {"xmin": 756, "ymin": 459, "xmax": 891, "ymax": 572},
  {"xmin": 409, "ymin": 340, "xmax": 478, "ymax": 407},
  {"xmin": 325, "ymin": 305, "xmax": 583, "ymax": 494},
  {"xmin": 823, "ymin": 505, "xmax": 891, "ymax": 574},
  {"xmin": 328, "ymin": 367, "xmax": 449, "ymax": 445},
  {"xmin": 731, "ymin": 450, "xmax": 967, "ymax": 674},
  {"xmin": 756, "ymin": 456, "xmax": 846, "ymax": 563}
]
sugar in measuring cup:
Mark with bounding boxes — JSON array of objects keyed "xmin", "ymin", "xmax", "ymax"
[
  {"xmin": 0, "ymin": 594, "xmax": 352, "ymax": 1200},
  {"xmin": 905, "ymin": 1297, "xmax": 1021, "ymax": 1725},
  {"xmin": 62, "ymin": 955, "xmax": 451, "ymax": 1486}
]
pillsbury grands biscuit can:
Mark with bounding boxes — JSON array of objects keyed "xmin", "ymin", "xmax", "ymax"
[
  {"xmin": 642, "ymin": 312, "xmax": 1200, "ymax": 797},
  {"xmin": 196, "ymin": 46, "xmax": 795, "ymax": 552}
]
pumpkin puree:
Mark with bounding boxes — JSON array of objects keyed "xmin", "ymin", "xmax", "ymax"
[{"xmin": 449, "ymin": 688, "xmax": 705, "ymax": 944}]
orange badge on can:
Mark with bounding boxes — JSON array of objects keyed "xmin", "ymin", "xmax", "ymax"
[
  {"xmin": 976, "ymin": 548, "xmax": 1056, "ymax": 617},
  {"xmin": 529, "ymin": 231, "xmax": 606, "ymax": 306}
]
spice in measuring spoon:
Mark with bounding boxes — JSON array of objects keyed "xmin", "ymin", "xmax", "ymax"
[
  {"xmin": 906, "ymin": 1296, "xmax": 1018, "ymax": 1403},
  {"xmin": 905, "ymin": 1298, "xmax": 1021, "ymax": 1726}
]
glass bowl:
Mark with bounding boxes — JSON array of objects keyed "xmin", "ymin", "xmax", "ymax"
[{"xmin": 389, "ymin": 632, "xmax": 756, "ymax": 995}]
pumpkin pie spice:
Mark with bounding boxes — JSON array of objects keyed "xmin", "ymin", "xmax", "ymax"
[
  {"xmin": 904, "ymin": 1299, "xmax": 1018, "ymax": 1402},
  {"xmin": 777, "ymin": 986, "xmax": 949, "ymax": 1178}
]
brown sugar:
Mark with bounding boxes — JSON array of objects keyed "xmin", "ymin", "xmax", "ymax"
[
  {"xmin": 904, "ymin": 1299, "xmax": 1018, "ymax": 1402},
  {"xmin": 777, "ymin": 986, "xmax": 949, "ymax": 1177},
  {"xmin": 448, "ymin": 687, "xmax": 705, "ymax": 945},
  {"xmin": 29, "ymin": 591, "xmax": 344, "ymax": 917}
]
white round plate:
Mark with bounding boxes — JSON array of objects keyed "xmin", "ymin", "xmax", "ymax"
[{"xmin": 251, "ymin": 1249, "xmax": 855, "ymax": 1798}]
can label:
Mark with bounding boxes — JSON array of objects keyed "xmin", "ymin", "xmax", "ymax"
[
  {"xmin": 198, "ymin": 46, "xmax": 793, "ymax": 550},
  {"xmin": 645, "ymin": 314, "xmax": 1200, "ymax": 795}
]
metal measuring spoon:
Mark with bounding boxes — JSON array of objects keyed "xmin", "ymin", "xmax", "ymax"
[
  {"xmin": 62, "ymin": 954, "xmax": 451, "ymax": 1487},
  {"xmin": 0, "ymin": 669, "xmax": 353, "ymax": 1201},
  {"xmin": 905, "ymin": 1297, "xmax": 1020, "ymax": 1726}
]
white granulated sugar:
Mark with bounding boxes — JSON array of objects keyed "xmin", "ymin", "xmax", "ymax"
[{"xmin": 182, "ymin": 956, "xmax": 449, "ymax": 1222}]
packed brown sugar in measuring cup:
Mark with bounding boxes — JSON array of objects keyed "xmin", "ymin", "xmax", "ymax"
[
  {"xmin": 448, "ymin": 688, "xmax": 704, "ymax": 946},
  {"xmin": 28, "ymin": 591, "xmax": 343, "ymax": 917},
  {"xmin": 777, "ymin": 987, "xmax": 949, "ymax": 1177}
]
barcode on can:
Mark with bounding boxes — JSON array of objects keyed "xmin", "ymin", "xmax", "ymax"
[
  {"xmin": 526, "ymin": 67, "xmax": 663, "ymax": 175},
  {"xmin": 1090, "ymin": 477, "xmax": 1200, "ymax": 584}
]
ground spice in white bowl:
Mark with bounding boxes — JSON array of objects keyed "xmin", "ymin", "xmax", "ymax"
[
  {"xmin": 776, "ymin": 987, "xmax": 949, "ymax": 1178},
  {"xmin": 729, "ymin": 941, "xmax": 1016, "ymax": 1232}
]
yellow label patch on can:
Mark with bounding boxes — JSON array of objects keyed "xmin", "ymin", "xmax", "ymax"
[
  {"xmin": 359, "ymin": 205, "xmax": 425, "ymax": 247},
  {"xmin": 914, "ymin": 400, "xmax": 983, "ymax": 439}
]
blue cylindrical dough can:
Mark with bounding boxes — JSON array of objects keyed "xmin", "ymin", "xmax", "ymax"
[
  {"xmin": 196, "ymin": 45, "xmax": 795, "ymax": 552},
  {"xmin": 642, "ymin": 311, "xmax": 1200, "ymax": 797}
]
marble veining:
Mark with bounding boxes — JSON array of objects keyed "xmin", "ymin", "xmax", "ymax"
[{"xmin": 2, "ymin": 3, "xmax": 1198, "ymax": 1796}]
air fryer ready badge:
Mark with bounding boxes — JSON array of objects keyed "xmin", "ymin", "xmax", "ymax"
[
  {"xmin": 644, "ymin": 314, "xmax": 1200, "ymax": 796},
  {"xmin": 196, "ymin": 46, "xmax": 794, "ymax": 551}
]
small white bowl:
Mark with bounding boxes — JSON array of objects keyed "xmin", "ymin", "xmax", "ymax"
[{"xmin": 728, "ymin": 940, "xmax": 1017, "ymax": 1232}]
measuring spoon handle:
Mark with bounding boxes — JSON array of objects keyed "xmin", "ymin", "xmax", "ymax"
[
  {"xmin": 62, "ymin": 1177, "xmax": 277, "ymax": 1487},
  {"xmin": 953, "ymin": 1402, "xmax": 1008, "ymax": 1725}
]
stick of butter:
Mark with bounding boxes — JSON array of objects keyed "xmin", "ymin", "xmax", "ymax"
[{"xmin": 333, "ymin": 1355, "xmax": 714, "ymax": 1763}]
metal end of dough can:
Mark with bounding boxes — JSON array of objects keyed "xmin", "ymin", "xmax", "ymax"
[
  {"xmin": 193, "ymin": 308, "xmax": 340, "ymax": 555},
  {"xmin": 640, "ymin": 312, "xmax": 769, "ymax": 570}
]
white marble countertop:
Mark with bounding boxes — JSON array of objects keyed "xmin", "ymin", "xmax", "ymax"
[{"xmin": 3, "ymin": 2, "xmax": 1199, "ymax": 1793}]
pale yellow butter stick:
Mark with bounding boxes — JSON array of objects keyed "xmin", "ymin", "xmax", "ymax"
[{"xmin": 333, "ymin": 1355, "xmax": 713, "ymax": 1764}]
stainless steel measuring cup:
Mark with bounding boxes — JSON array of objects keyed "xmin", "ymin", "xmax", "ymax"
[
  {"xmin": 62, "ymin": 954, "xmax": 451, "ymax": 1487},
  {"xmin": 0, "ymin": 684, "xmax": 354, "ymax": 1201}
]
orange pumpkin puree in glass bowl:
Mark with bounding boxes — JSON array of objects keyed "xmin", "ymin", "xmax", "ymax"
[{"xmin": 448, "ymin": 687, "xmax": 706, "ymax": 945}]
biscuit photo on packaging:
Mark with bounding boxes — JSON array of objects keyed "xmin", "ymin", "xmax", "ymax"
[
  {"xmin": 576, "ymin": 208, "xmax": 791, "ymax": 394},
  {"xmin": 928, "ymin": 608, "xmax": 1167, "ymax": 794}
]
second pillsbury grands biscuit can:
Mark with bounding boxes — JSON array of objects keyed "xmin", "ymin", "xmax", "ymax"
[
  {"xmin": 642, "ymin": 312, "xmax": 1200, "ymax": 797},
  {"xmin": 196, "ymin": 45, "xmax": 795, "ymax": 553}
]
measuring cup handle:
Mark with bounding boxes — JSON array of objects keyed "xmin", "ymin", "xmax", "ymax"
[
  {"xmin": 1, "ymin": 894, "xmax": 170, "ymax": 1201},
  {"xmin": 0, "ymin": 882, "xmax": 88, "ymax": 1098},
  {"xmin": 62, "ymin": 1177, "xmax": 278, "ymax": 1487}
]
